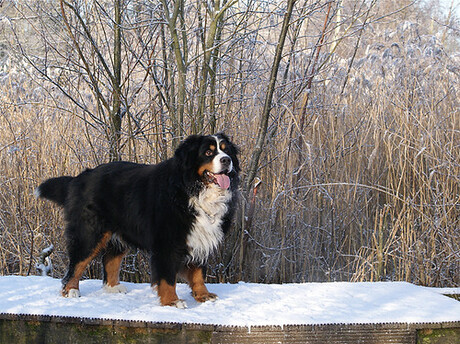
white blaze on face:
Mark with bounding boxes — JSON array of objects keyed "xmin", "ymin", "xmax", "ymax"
[{"xmin": 211, "ymin": 136, "xmax": 233, "ymax": 174}]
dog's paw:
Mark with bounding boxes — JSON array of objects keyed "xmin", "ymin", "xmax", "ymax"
[
  {"xmin": 170, "ymin": 299, "xmax": 187, "ymax": 309},
  {"xmin": 193, "ymin": 292, "xmax": 218, "ymax": 303},
  {"xmin": 66, "ymin": 288, "xmax": 81, "ymax": 298},
  {"xmin": 103, "ymin": 283, "xmax": 128, "ymax": 294}
]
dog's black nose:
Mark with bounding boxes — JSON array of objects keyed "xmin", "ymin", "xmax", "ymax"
[{"xmin": 220, "ymin": 156, "xmax": 231, "ymax": 167}]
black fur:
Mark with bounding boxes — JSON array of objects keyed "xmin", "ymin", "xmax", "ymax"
[
  {"xmin": 36, "ymin": 133, "xmax": 239, "ymax": 303},
  {"xmin": 36, "ymin": 176, "xmax": 73, "ymax": 205}
]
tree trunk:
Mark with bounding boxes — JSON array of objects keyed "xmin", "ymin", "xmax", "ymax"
[
  {"xmin": 162, "ymin": 0, "xmax": 187, "ymax": 149},
  {"xmin": 244, "ymin": 0, "xmax": 296, "ymax": 194},
  {"xmin": 110, "ymin": 0, "xmax": 123, "ymax": 162},
  {"xmin": 195, "ymin": 0, "xmax": 235, "ymax": 134},
  {"xmin": 238, "ymin": 0, "xmax": 296, "ymax": 282}
]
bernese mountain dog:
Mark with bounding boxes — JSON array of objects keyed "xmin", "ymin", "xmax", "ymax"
[{"xmin": 35, "ymin": 133, "xmax": 239, "ymax": 308}]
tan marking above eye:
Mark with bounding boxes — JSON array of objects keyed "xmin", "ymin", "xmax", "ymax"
[
  {"xmin": 206, "ymin": 145, "xmax": 216, "ymax": 156},
  {"xmin": 220, "ymin": 143, "xmax": 226, "ymax": 150}
]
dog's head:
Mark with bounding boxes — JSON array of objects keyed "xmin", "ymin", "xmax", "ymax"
[{"xmin": 175, "ymin": 133, "xmax": 240, "ymax": 190}]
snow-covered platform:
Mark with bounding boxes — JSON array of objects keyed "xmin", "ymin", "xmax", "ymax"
[{"xmin": 0, "ymin": 276, "xmax": 459, "ymax": 343}]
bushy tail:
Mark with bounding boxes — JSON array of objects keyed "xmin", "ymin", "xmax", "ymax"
[{"xmin": 35, "ymin": 176, "xmax": 74, "ymax": 206}]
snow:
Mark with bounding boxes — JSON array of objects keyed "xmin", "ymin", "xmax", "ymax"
[{"xmin": 0, "ymin": 276, "xmax": 459, "ymax": 327}]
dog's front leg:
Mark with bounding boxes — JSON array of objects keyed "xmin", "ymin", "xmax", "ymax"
[
  {"xmin": 151, "ymin": 255, "xmax": 187, "ymax": 308},
  {"xmin": 181, "ymin": 264, "xmax": 218, "ymax": 303},
  {"xmin": 154, "ymin": 279, "xmax": 187, "ymax": 308}
]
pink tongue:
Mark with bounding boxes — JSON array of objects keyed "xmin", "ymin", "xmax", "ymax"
[{"xmin": 215, "ymin": 174, "xmax": 230, "ymax": 189}]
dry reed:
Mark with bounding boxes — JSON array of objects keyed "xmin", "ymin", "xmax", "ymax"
[{"xmin": 0, "ymin": 1, "xmax": 458, "ymax": 287}]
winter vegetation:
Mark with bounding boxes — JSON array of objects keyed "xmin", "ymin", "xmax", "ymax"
[{"xmin": 0, "ymin": 0, "xmax": 458, "ymax": 288}]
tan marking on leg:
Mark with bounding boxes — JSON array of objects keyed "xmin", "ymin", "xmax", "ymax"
[
  {"xmin": 156, "ymin": 279, "xmax": 183, "ymax": 307},
  {"xmin": 104, "ymin": 253, "xmax": 125, "ymax": 287},
  {"xmin": 62, "ymin": 232, "xmax": 112, "ymax": 296},
  {"xmin": 184, "ymin": 265, "xmax": 217, "ymax": 302}
]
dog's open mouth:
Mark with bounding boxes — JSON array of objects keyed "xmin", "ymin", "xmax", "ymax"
[{"xmin": 204, "ymin": 171, "xmax": 230, "ymax": 190}]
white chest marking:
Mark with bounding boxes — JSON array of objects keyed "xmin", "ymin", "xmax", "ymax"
[{"xmin": 187, "ymin": 185, "xmax": 232, "ymax": 263}]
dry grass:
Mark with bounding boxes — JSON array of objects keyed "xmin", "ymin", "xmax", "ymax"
[
  {"xmin": 232, "ymin": 46, "xmax": 459, "ymax": 286},
  {"xmin": 0, "ymin": 1, "xmax": 458, "ymax": 287},
  {"xmin": 1, "ymin": 60, "xmax": 458, "ymax": 286}
]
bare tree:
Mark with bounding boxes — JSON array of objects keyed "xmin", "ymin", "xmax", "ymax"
[
  {"xmin": 2, "ymin": 0, "xmax": 458, "ymax": 287},
  {"xmin": 9, "ymin": 0, "xmax": 159, "ymax": 161},
  {"xmin": 244, "ymin": 0, "xmax": 296, "ymax": 194}
]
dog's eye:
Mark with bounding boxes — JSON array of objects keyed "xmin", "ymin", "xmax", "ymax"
[{"xmin": 205, "ymin": 150, "xmax": 213, "ymax": 157}]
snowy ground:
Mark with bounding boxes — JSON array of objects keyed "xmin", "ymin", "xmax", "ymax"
[{"xmin": 0, "ymin": 276, "xmax": 459, "ymax": 327}]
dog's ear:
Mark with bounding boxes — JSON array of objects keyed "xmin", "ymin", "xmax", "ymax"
[
  {"xmin": 174, "ymin": 135, "xmax": 203, "ymax": 171},
  {"xmin": 228, "ymin": 141, "xmax": 240, "ymax": 173}
]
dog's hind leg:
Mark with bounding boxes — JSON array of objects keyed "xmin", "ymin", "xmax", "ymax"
[
  {"xmin": 102, "ymin": 239, "xmax": 128, "ymax": 293},
  {"xmin": 62, "ymin": 230, "xmax": 112, "ymax": 297}
]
